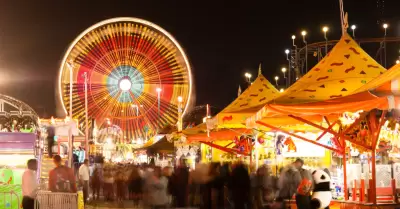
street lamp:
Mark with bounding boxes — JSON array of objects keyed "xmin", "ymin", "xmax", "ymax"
[
  {"xmin": 66, "ymin": 60, "xmax": 74, "ymax": 167},
  {"xmin": 322, "ymin": 26, "xmax": 329, "ymax": 56},
  {"xmin": 383, "ymin": 23, "xmax": 389, "ymax": 68},
  {"xmin": 351, "ymin": 25, "xmax": 356, "ymax": 38},
  {"xmin": 177, "ymin": 96, "xmax": 183, "ymax": 132},
  {"xmin": 396, "ymin": 60, "xmax": 399, "ymax": 65},
  {"xmin": 301, "ymin": 30, "xmax": 308, "ymax": 72},
  {"xmin": 281, "ymin": 67, "xmax": 287, "ymax": 78},
  {"xmin": 291, "ymin": 35, "xmax": 296, "ymax": 46},
  {"xmin": 156, "ymin": 87, "xmax": 162, "ymax": 118},
  {"xmin": 244, "ymin": 72, "xmax": 252, "ymax": 83},
  {"xmin": 274, "ymin": 76, "xmax": 279, "ymax": 86},
  {"xmin": 83, "ymin": 72, "xmax": 89, "ymax": 159},
  {"xmin": 280, "ymin": 88, "xmax": 284, "ymax": 93}
]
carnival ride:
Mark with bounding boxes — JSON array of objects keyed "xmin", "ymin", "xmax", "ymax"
[
  {"xmin": 59, "ymin": 17, "xmax": 192, "ymax": 143},
  {"xmin": 0, "ymin": 94, "xmax": 39, "ymax": 209}
]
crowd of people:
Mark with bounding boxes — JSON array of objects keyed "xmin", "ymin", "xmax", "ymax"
[{"xmin": 21, "ymin": 155, "xmax": 329, "ymax": 209}]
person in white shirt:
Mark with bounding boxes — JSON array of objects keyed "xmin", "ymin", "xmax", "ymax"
[
  {"xmin": 79, "ymin": 159, "xmax": 90, "ymax": 204},
  {"xmin": 22, "ymin": 159, "xmax": 38, "ymax": 209}
]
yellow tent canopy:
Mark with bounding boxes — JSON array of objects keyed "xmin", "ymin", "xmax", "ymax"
[
  {"xmin": 274, "ymin": 33, "xmax": 386, "ymax": 104},
  {"xmin": 179, "ymin": 73, "xmax": 279, "ymax": 141},
  {"xmin": 353, "ymin": 63, "xmax": 400, "ymax": 96},
  {"xmin": 215, "ymin": 74, "xmax": 279, "ymax": 127}
]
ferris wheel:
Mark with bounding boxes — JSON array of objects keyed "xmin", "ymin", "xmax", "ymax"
[{"xmin": 58, "ymin": 17, "xmax": 192, "ymax": 142}]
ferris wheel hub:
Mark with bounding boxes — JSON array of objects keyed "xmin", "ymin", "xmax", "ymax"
[{"xmin": 119, "ymin": 77, "xmax": 132, "ymax": 91}]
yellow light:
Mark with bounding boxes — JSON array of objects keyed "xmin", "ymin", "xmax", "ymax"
[
  {"xmin": 291, "ymin": 35, "xmax": 296, "ymax": 40},
  {"xmin": 396, "ymin": 60, "xmax": 400, "ymax": 64},
  {"xmin": 301, "ymin": 31, "xmax": 307, "ymax": 36},
  {"xmin": 281, "ymin": 68, "xmax": 287, "ymax": 73},
  {"xmin": 245, "ymin": 72, "xmax": 252, "ymax": 78},
  {"xmin": 322, "ymin": 26, "xmax": 329, "ymax": 32},
  {"xmin": 274, "ymin": 76, "xmax": 279, "ymax": 81},
  {"xmin": 178, "ymin": 96, "xmax": 183, "ymax": 103},
  {"xmin": 280, "ymin": 88, "xmax": 284, "ymax": 93}
]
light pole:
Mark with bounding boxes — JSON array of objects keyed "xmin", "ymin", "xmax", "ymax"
[
  {"xmin": 244, "ymin": 72, "xmax": 252, "ymax": 83},
  {"xmin": 83, "ymin": 72, "xmax": 89, "ymax": 160},
  {"xmin": 351, "ymin": 25, "xmax": 356, "ymax": 38},
  {"xmin": 323, "ymin": 26, "xmax": 329, "ymax": 56},
  {"xmin": 177, "ymin": 96, "xmax": 183, "ymax": 132},
  {"xmin": 274, "ymin": 76, "xmax": 279, "ymax": 87},
  {"xmin": 66, "ymin": 60, "xmax": 74, "ymax": 167},
  {"xmin": 281, "ymin": 67, "xmax": 287, "ymax": 88},
  {"xmin": 156, "ymin": 87, "xmax": 162, "ymax": 118},
  {"xmin": 301, "ymin": 30, "xmax": 308, "ymax": 72},
  {"xmin": 383, "ymin": 23, "xmax": 388, "ymax": 68},
  {"xmin": 285, "ymin": 49, "xmax": 291, "ymax": 85}
]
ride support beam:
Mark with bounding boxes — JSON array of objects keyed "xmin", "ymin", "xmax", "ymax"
[
  {"xmin": 256, "ymin": 121, "xmax": 341, "ymax": 153},
  {"xmin": 370, "ymin": 110, "xmax": 387, "ymax": 204},
  {"xmin": 288, "ymin": 115, "xmax": 371, "ymax": 150}
]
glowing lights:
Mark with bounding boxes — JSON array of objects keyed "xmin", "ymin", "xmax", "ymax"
[
  {"xmin": 285, "ymin": 49, "xmax": 290, "ymax": 54},
  {"xmin": 274, "ymin": 76, "xmax": 279, "ymax": 81},
  {"xmin": 281, "ymin": 68, "xmax": 287, "ymax": 73},
  {"xmin": 119, "ymin": 77, "xmax": 132, "ymax": 91},
  {"xmin": 156, "ymin": 87, "xmax": 162, "ymax": 93},
  {"xmin": 301, "ymin": 31, "xmax": 307, "ymax": 36},
  {"xmin": 178, "ymin": 96, "xmax": 183, "ymax": 103},
  {"xmin": 396, "ymin": 60, "xmax": 400, "ymax": 64},
  {"xmin": 244, "ymin": 72, "xmax": 252, "ymax": 79},
  {"xmin": 280, "ymin": 88, "xmax": 284, "ymax": 93},
  {"xmin": 383, "ymin": 23, "xmax": 388, "ymax": 29},
  {"xmin": 58, "ymin": 17, "xmax": 192, "ymax": 140},
  {"xmin": 351, "ymin": 25, "xmax": 356, "ymax": 30},
  {"xmin": 291, "ymin": 35, "xmax": 296, "ymax": 40},
  {"xmin": 322, "ymin": 26, "xmax": 329, "ymax": 32}
]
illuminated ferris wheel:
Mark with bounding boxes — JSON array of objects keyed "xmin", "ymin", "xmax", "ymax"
[{"xmin": 58, "ymin": 17, "xmax": 192, "ymax": 142}]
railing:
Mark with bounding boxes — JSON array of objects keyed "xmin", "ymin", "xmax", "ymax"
[
  {"xmin": 0, "ymin": 190, "xmax": 20, "ymax": 209},
  {"xmin": 35, "ymin": 191, "xmax": 78, "ymax": 209}
]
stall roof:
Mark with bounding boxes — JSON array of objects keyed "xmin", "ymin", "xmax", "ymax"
[
  {"xmin": 353, "ymin": 63, "xmax": 400, "ymax": 96},
  {"xmin": 247, "ymin": 91, "xmax": 399, "ymax": 128},
  {"xmin": 273, "ymin": 33, "xmax": 386, "ymax": 104}
]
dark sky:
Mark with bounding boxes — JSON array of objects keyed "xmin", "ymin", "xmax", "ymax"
[{"xmin": 0, "ymin": 0, "xmax": 399, "ymax": 118}]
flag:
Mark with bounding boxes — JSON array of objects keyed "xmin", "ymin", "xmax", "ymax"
[
  {"xmin": 258, "ymin": 63, "xmax": 262, "ymax": 75},
  {"xmin": 238, "ymin": 85, "xmax": 242, "ymax": 97}
]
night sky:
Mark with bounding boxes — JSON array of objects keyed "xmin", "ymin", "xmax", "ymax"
[{"xmin": 0, "ymin": 0, "xmax": 399, "ymax": 118}]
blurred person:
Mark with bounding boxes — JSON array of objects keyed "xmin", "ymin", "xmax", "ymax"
[
  {"xmin": 22, "ymin": 159, "xmax": 38, "ymax": 209},
  {"xmin": 172, "ymin": 158, "xmax": 189, "ymax": 207},
  {"xmin": 115, "ymin": 167, "xmax": 126, "ymax": 204},
  {"xmin": 230, "ymin": 162, "xmax": 250, "ymax": 209},
  {"xmin": 79, "ymin": 159, "xmax": 90, "ymax": 204},
  {"xmin": 91, "ymin": 165, "xmax": 102, "ymax": 200},
  {"xmin": 207, "ymin": 162, "xmax": 225, "ymax": 209},
  {"xmin": 295, "ymin": 159, "xmax": 313, "ymax": 209},
  {"xmin": 276, "ymin": 158, "xmax": 303, "ymax": 208},
  {"xmin": 128, "ymin": 166, "xmax": 143, "ymax": 207},
  {"xmin": 46, "ymin": 125, "xmax": 55, "ymax": 158},
  {"xmin": 103, "ymin": 163, "xmax": 115, "ymax": 201},
  {"xmin": 148, "ymin": 166, "xmax": 169, "ymax": 209},
  {"xmin": 49, "ymin": 155, "xmax": 77, "ymax": 192}
]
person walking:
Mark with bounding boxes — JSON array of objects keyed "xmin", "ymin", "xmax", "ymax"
[
  {"xmin": 172, "ymin": 158, "xmax": 189, "ymax": 207},
  {"xmin": 22, "ymin": 159, "xmax": 39, "ymax": 209},
  {"xmin": 79, "ymin": 159, "xmax": 90, "ymax": 204},
  {"xmin": 148, "ymin": 166, "xmax": 169, "ymax": 209},
  {"xmin": 91, "ymin": 165, "xmax": 102, "ymax": 201},
  {"xmin": 49, "ymin": 155, "xmax": 77, "ymax": 193},
  {"xmin": 230, "ymin": 162, "xmax": 251, "ymax": 209}
]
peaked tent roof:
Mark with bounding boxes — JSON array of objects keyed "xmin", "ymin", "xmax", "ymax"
[
  {"xmin": 181, "ymin": 74, "xmax": 279, "ymax": 140},
  {"xmin": 353, "ymin": 63, "xmax": 400, "ymax": 95},
  {"xmin": 215, "ymin": 74, "xmax": 279, "ymax": 126},
  {"xmin": 274, "ymin": 33, "xmax": 386, "ymax": 104}
]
